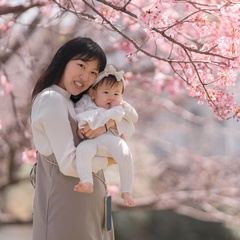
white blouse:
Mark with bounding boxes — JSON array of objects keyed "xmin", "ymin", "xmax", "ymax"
[{"xmin": 31, "ymin": 85, "xmax": 108, "ymax": 177}]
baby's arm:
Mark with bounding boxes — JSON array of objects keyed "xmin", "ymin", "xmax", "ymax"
[
  {"xmin": 77, "ymin": 106, "xmax": 124, "ymax": 131},
  {"xmin": 110, "ymin": 101, "xmax": 138, "ymax": 140},
  {"xmin": 113, "ymin": 119, "xmax": 135, "ymax": 140},
  {"xmin": 122, "ymin": 101, "xmax": 138, "ymax": 123}
]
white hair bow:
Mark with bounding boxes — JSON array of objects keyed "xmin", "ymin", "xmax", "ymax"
[{"xmin": 93, "ymin": 64, "xmax": 125, "ymax": 87}]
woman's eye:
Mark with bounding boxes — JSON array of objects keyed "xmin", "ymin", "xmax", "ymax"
[
  {"xmin": 92, "ymin": 72, "xmax": 98, "ymax": 76},
  {"xmin": 78, "ymin": 64, "xmax": 84, "ymax": 69}
]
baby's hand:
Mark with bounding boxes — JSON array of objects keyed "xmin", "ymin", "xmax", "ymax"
[
  {"xmin": 110, "ymin": 98, "xmax": 124, "ymax": 108},
  {"xmin": 120, "ymin": 134, "xmax": 126, "ymax": 141},
  {"xmin": 109, "ymin": 101, "xmax": 120, "ymax": 107},
  {"xmin": 77, "ymin": 127, "xmax": 85, "ymax": 139}
]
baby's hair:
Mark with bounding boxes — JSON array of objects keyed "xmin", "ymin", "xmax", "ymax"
[{"xmin": 92, "ymin": 75, "xmax": 125, "ymax": 93}]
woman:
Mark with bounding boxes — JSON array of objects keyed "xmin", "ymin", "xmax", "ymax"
[{"xmin": 31, "ymin": 37, "xmax": 115, "ymax": 240}]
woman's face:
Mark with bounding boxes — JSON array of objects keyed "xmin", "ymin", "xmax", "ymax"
[{"xmin": 58, "ymin": 59, "xmax": 99, "ymax": 96}]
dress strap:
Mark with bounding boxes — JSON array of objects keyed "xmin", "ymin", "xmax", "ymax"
[
  {"xmin": 30, "ymin": 162, "xmax": 37, "ymax": 188},
  {"xmin": 30, "ymin": 152, "xmax": 108, "ymax": 194},
  {"xmin": 41, "ymin": 154, "xmax": 58, "ymax": 166},
  {"xmin": 93, "ymin": 173, "xmax": 108, "ymax": 195}
]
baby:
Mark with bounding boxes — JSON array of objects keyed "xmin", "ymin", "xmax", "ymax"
[{"xmin": 74, "ymin": 65, "xmax": 138, "ymax": 207}]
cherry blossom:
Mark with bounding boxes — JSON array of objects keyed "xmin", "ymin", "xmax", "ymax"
[
  {"xmin": 21, "ymin": 149, "xmax": 37, "ymax": 164},
  {"xmin": 1, "ymin": 0, "xmax": 240, "ymax": 121},
  {"xmin": 0, "ymin": 75, "xmax": 12, "ymax": 96}
]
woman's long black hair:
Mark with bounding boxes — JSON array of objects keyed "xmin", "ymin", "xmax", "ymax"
[{"xmin": 31, "ymin": 37, "xmax": 107, "ymax": 102}]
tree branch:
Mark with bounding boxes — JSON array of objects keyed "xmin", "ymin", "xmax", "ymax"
[{"xmin": 0, "ymin": 2, "xmax": 46, "ymax": 16}]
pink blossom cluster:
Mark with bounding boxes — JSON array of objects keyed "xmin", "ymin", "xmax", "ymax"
[
  {"xmin": 187, "ymin": 83, "xmax": 206, "ymax": 102},
  {"xmin": 95, "ymin": 4, "xmax": 120, "ymax": 24},
  {"xmin": 22, "ymin": 149, "xmax": 37, "ymax": 164},
  {"xmin": 1, "ymin": 0, "xmax": 240, "ymax": 120},
  {"xmin": 0, "ymin": 20, "xmax": 13, "ymax": 35},
  {"xmin": 104, "ymin": 0, "xmax": 240, "ymax": 119},
  {"xmin": 207, "ymin": 90, "xmax": 237, "ymax": 120},
  {"xmin": 107, "ymin": 185, "xmax": 119, "ymax": 199},
  {"xmin": 0, "ymin": 0, "xmax": 7, "ymax": 6},
  {"xmin": 214, "ymin": 69, "xmax": 237, "ymax": 89},
  {"xmin": 0, "ymin": 75, "xmax": 12, "ymax": 96}
]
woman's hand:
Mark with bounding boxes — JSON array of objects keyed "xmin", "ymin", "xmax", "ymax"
[
  {"xmin": 78, "ymin": 123, "xmax": 105, "ymax": 139},
  {"xmin": 107, "ymin": 157, "xmax": 116, "ymax": 166},
  {"xmin": 106, "ymin": 119, "xmax": 117, "ymax": 130},
  {"xmin": 78, "ymin": 119, "xmax": 117, "ymax": 139}
]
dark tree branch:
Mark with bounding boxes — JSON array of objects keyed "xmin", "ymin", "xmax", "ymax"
[{"xmin": 0, "ymin": 2, "xmax": 46, "ymax": 16}]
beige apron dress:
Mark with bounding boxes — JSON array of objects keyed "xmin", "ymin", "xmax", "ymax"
[{"xmin": 32, "ymin": 114, "xmax": 115, "ymax": 240}]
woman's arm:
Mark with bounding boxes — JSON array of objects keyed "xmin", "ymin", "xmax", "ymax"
[
  {"xmin": 33, "ymin": 90, "xmax": 116, "ymax": 177},
  {"xmin": 31, "ymin": 91, "xmax": 81, "ymax": 177},
  {"xmin": 78, "ymin": 123, "xmax": 107, "ymax": 139}
]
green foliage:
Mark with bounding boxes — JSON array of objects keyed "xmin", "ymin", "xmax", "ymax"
[{"xmin": 113, "ymin": 209, "xmax": 239, "ymax": 240}]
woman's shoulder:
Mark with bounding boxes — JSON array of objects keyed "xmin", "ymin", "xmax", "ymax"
[
  {"xmin": 32, "ymin": 86, "xmax": 69, "ymax": 119},
  {"xmin": 38, "ymin": 86, "xmax": 68, "ymax": 102},
  {"xmin": 33, "ymin": 86, "xmax": 69, "ymax": 112}
]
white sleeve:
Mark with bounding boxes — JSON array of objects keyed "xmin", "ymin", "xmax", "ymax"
[
  {"xmin": 114, "ymin": 119, "xmax": 135, "ymax": 140},
  {"xmin": 31, "ymin": 92, "xmax": 79, "ymax": 177},
  {"xmin": 123, "ymin": 101, "xmax": 138, "ymax": 123},
  {"xmin": 77, "ymin": 106, "xmax": 125, "ymax": 130},
  {"xmin": 110, "ymin": 101, "xmax": 138, "ymax": 140}
]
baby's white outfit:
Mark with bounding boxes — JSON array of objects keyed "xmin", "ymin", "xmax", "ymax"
[{"xmin": 75, "ymin": 94, "xmax": 138, "ymax": 193}]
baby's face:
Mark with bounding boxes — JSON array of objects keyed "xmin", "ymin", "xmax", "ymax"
[{"xmin": 92, "ymin": 81, "xmax": 123, "ymax": 109}]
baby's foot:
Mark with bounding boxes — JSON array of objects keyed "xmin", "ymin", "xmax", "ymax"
[
  {"xmin": 74, "ymin": 181, "xmax": 93, "ymax": 193},
  {"xmin": 122, "ymin": 192, "xmax": 135, "ymax": 207}
]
